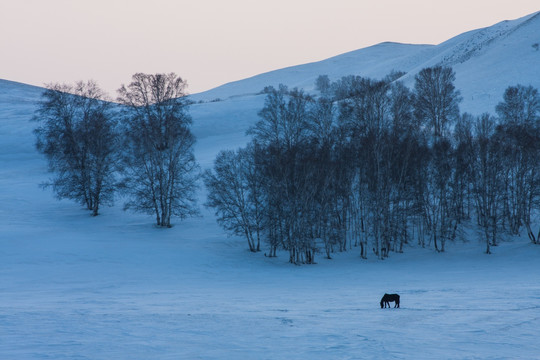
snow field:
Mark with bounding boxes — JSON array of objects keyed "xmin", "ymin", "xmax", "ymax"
[{"xmin": 2, "ymin": 213, "xmax": 540, "ymax": 359}]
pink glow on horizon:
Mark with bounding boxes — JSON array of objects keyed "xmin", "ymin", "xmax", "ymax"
[{"xmin": 0, "ymin": 0, "xmax": 538, "ymax": 95}]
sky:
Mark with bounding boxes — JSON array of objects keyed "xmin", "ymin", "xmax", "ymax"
[{"xmin": 1, "ymin": 0, "xmax": 539, "ymax": 96}]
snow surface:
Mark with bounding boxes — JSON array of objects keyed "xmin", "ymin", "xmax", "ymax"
[{"xmin": 2, "ymin": 11, "xmax": 540, "ymax": 359}]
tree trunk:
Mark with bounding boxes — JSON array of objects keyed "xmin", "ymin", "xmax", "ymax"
[
  {"xmin": 360, "ymin": 241, "xmax": 366, "ymax": 259},
  {"xmin": 525, "ymin": 221, "xmax": 538, "ymax": 244},
  {"xmin": 485, "ymin": 227, "xmax": 491, "ymax": 254},
  {"xmin": 244, "ymin": 229, "xmax": 255, "ymax": 252},
  {"xmin": 92, "ymin": 202, "xmax": 99, "ymax": 217}
]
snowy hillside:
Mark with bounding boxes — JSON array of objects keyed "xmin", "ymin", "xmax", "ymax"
[
  {"xmin": 1, "ymin": 11, "xmax": 540, "ymax": 360},
  {"xmin": 191, "ymin": 10, "xmax": 540, "ymax": 147},
  {"xmin": 191, "ymin": 10, "xmax": 540, "ymax": 110}
]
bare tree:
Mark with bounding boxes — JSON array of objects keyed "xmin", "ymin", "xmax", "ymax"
[
  {"xmin": 33, "ymin": 81, "xmax": 119, "ymax": 216},
  {"xmin": 413, "ymin": 67, "xmax": 462, "ymax": 252},
  {"xmin": 336, "ymin": 76, "xmax": 397, "ymax": 259},
  {"xmin": 471, "ymin": 114, "xmax": 503, "ymax": 254},
  {"xmin": 118, "ymin": 73, "xmax": 199, "ymax": 227},
  {"xmin": 414, "ymin": 66, "xmax": 461, "ymax": 140},
  {"xmin": 204, "ymin": 147, "xmax": 264, "ymax": 252},
  {"xmin": 315, "ymin": 74, "xmax": 332, "ymax": 96},
  {"xmin": 495, "ymin": 85, "xmax": 540, "ymax": 237},
  {"xmin": 247, "ymin": 85, "xmax": 323, "ymax": 263},
  {"xmin": 451, "ymin": 113, "xmax": 475, "ymax": 223},
  {"xmin": 495, "ymin": 85, "xmax": 539, "ymax": 127}
]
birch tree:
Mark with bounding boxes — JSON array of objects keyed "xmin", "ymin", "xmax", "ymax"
[
  {"xmin": 34, "ymin": 81, "xmax": 119, "ymax": 216},
  {"xmin": 118, "ymin": 73, "xmax": 199, "ymax": 227}
]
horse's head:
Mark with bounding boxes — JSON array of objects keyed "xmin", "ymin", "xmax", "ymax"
[{"xmin": 380, "ymin": 299, "xmax": 384, "ymax": 308}]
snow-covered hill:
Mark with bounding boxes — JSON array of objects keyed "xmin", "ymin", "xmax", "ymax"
[
  {"xmin": 190, "ymin": 10, "xmax": 540, "ymax": 152},
  {"xmin": 1, "ymin": 12, "xmax": 540, "ymax": 360},
  {"xmin": 191, "ymin": 10, "xmax": 540, "ymax": 112}
]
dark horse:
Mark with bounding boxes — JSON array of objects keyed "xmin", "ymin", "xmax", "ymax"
[{"xmin": 380, "ymin": 293, "xmax": 400, "ymax": 308}]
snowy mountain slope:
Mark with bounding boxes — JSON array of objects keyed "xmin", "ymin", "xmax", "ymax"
[
  {"xmin": 401, "ymin": 11, "xmax": 540, "ymax": 114},
  {"xmin": 189, "ymin": 42, "xmax": 433, "ymax": 101},
  {"xmin": 190, "ymin": 10, "xmax": 540, "ymax": 141},
  {"xmin": 2, "ymin": 12, "xmax": 540, "ymax": 360},
  {"xmin": 452, "ymin": 11, "xmax": 540, "ymax": 114}
]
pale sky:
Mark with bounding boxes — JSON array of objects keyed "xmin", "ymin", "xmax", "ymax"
[{"xmin": 1, "ymin": 0, "xmax": 538, "ymax": 96}]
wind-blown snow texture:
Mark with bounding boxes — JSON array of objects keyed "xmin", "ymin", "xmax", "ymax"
[{"xmin": 2, "ymin": 11, "xmax": 540, "ymax": 360}]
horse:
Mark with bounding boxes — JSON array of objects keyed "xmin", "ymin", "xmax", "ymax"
[{"xmin": 380, "ymin": 293, "xmax": 400, "ymax": 308}]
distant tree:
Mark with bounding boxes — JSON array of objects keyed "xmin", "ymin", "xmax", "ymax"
[
  {"xmin": 247, "ymin": 85, "xmax": 321, "ymax": 263},
  {"xmin": 384, "ymin": 70, "xmax": 406, "ymax": 83},
  {"xmin": 204, "ymin": 147, "xmax": 264, "ymax": 252},
  {"xmin": 451, "ymin": 113, "xmax": 475, "ymax": 222},
  {"xmin": 413, "ymin": 67, "xmax": 462, "ymax": 251},
  {"xmin": 495, "ymin": 85, "xmax": 539, "ymax": 127},
  {"xmin": 117, "ymin": 73, "xmax": 199, "ymax": 227},
  {"xmin": 335, "ymin": 76, "xmax": 395, "ymax": 258},
  {"xmin": 471, "ymin": 114, "xmax": 504, "ymax": 254},
  {"xmin": 425, "ymin": 137, "xmax": 456, "ymax": 252},
  {"xmin": 414, "ymin": 66, "xmax": 461, "ymax": 140},
  {"xmin": 33, "ymin": 81, "xmax": 119, "ymax": 216},
  {"xmin": 495, "ymin": 84, "xmax": 540, "ymax": 239},
  {"xmin": 388, "ymin": 81, "xmax": 421, "ymax": 253},
  {"xmin": 315, "ymin": 75, "xmax": 331, "ymax": 95}
]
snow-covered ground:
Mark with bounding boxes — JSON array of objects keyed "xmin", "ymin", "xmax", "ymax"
[
  {"xmin": 3, "ymin": 210, "xmax": 540, "ymax": 359},
  {"xmin": 2, "ymin": 79, "xmax": 540, "ymax": 360},
  {"xmin": 2, "ymin": 10, "xmax": 540, "ymax": 358}
]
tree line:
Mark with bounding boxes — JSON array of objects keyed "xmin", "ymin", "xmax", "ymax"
[
  {"xmin": 204, "ymin": 67, "xmax": 540, "ymax": 263},
  {"xmin": 32, "ymin": 68, "xmax": 539, "ymax": 255},
  {"xmin": 33, "ymin": 73, "xmax": 199, "ymax": 227}
]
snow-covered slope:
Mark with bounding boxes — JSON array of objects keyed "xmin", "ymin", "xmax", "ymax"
[
  {"xmin": 0, "ymin": 79, "xmax": 43, "ymax": 157},
  {"xmin": 190, "ymin": 42, "xmax": 433, "ymax": 101},
  {"xmin": 1, "ymin": 11, "xmax": 540, "ymax": 360},
  {"xmin": 191, "ymin": 10, "xmax": 540, "ymax": 138}
]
